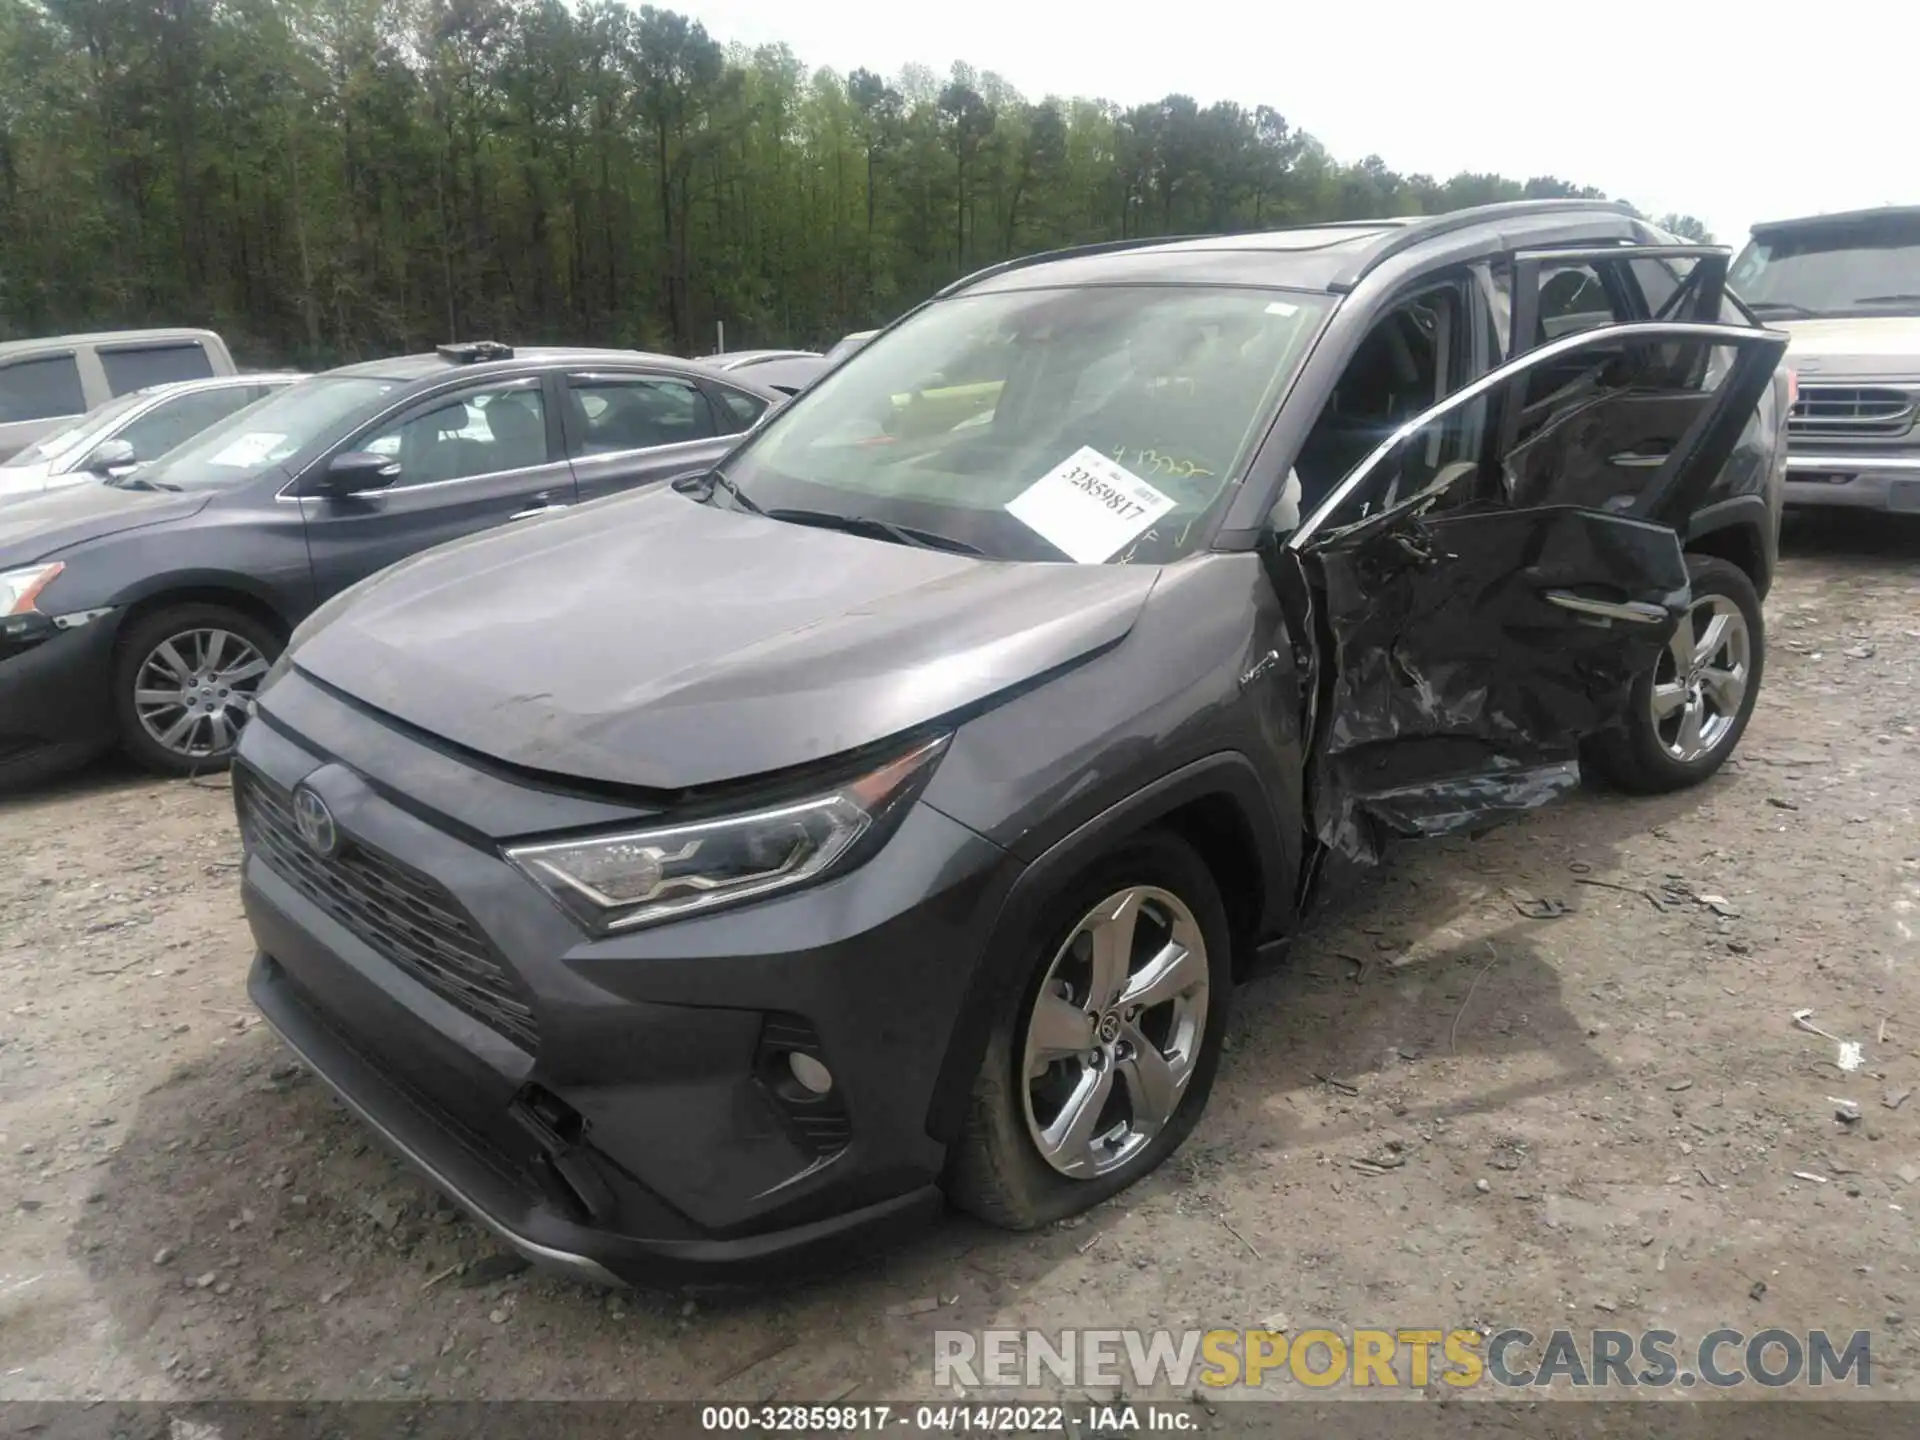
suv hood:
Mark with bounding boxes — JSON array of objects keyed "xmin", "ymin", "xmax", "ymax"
[
  {"xmin": 0, "ymin": 483, "xmax": 211, "ymax": 564},
  {"xmin": 291, "ymin": 487, "xmax": 1161, "ymax": 790},
  {"xmin": 1777, "ymin": 317, "xmax": 1920, "ymax": 379}
]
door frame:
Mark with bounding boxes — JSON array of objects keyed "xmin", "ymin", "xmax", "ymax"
[
  {"xmin": 1507, "ymin": 244, "xmax": 1731, "ymax": 360},
  {"xmin": 1286, "ymin": 319, "xmax": 1788, "ymax": 551}
]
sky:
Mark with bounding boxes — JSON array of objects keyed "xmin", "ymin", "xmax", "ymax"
[{"xmin": 668, "ymin": 0, "xmax": 1909, "ymax": 248}]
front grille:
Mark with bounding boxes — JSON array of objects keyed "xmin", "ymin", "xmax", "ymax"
[
  {"xmin": 237, "ymin": 772, "xmax": 540, "ymax": 1051},
  {"xmin": 1789, "ymin": 384, "xmax": 1917, "ymax": 439}
]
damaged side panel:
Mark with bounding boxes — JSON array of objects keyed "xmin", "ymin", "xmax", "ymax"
[{"xmin": 1302, "ymin": 505, "xmax": 1687, "ymax": 862}]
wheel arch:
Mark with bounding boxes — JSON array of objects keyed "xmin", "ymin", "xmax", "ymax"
[
  {"xmin": 1682, "ymin": 496, "xmax": 1772, "ymax": 601},
  {"xmin": 112, "ymin": 576, "xmax": 295, "ymax": 656},
  {"xmin": 924, "ymin": 752, "xmax": 1290, "ymax": 1145}
]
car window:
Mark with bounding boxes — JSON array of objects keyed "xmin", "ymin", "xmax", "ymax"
[
  {"xmin": 1489, "ymin": 260, "xmax": 1633, "ymax": 357},
  {"xmin": 1535, "ymin": 264, "xmax": 1621, "ymax": 340},
  {"xmin": 567, "ymin": 375, "xmax": 717, "ymax": 455},
  {"xmin": 116, "ymin": 388, "xmax": 260, "ymax": 462},
  {"xmin": 149, "ymin": 376, "xmax": 403, "ymax": 490},
  {"xmin": 361, "ymin": 383, "xmax": 551, "ymax": 487},
  {"xmin": 0, "ymin": 391, "xmax": 147, "ymax": 467},
  {"xmin": 1631, "ymin": 257, "xmax": 1685, "ymax": 318},
  {"xmin": 1731, "ymin": 215, "xmax": 1920, "ymax": 318},
  {"xmin": 0, "ymin": 354, "xmax": 86, "ymax": 424},
  {"xmin": 1292, "ymin": 280, "xmax": 1482, "ymax": 512},
  {"xmin": 726, "ymin": 285, "xmax": 1331, "ymax": 564},
  {"xmin": 99, "ymin": 342, "xmax": 215, "ymax": 395},
  {"xmin": 714, "ymin": 387, "xmax": 770, "ymax": 432}
]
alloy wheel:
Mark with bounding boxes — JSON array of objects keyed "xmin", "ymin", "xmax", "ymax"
[
  {"xmin": 132, "ymin": 627, "xmax": 270, "ymax": 761},
  {"xmin": 1650, "ymin": 594, "xmax": 1750, "ymax": 764},
  {"xmin": 1020, "ymin": 886, "xmax": 1210, "ymax": 1179}
]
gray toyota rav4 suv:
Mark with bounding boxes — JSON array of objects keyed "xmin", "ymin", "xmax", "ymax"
[{"xmin": 235, "ymin": 201, "xmax": 1790, "ymax": 1284}]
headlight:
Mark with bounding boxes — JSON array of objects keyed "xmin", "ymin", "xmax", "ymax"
[
  {"xmin": 506, "ymin": 735, "xmax": 950, "ymax": 933},
  {"xmin": 0, "ymin": 562, "xmax": 64, "ymax": 616}
]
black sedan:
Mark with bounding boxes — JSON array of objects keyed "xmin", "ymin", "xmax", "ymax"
[{"xmin": 0, "ymin": 343, "xmax": 781, "ymax": 785}]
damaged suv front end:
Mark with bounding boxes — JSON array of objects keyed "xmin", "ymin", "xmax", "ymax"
[{"xmin": 237, "ymin": 203, "xmax": 1788, "ymax": 1283}]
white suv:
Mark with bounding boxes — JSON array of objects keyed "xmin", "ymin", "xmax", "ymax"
[{"xmin": 1731, "ymin": 206, "xmax": 1920, "ymax": 515}]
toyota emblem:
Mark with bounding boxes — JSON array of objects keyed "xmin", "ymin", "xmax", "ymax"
[{"xmin": 291, "ymin": 784, "xmax": 339, "ymax": 857}]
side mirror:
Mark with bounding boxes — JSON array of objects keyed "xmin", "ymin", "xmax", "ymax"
[
  {"xmin": 82, "ymin": 439, "xmax": 138, "ymax": 477},
  {"xmin": 311, "ymin": 450, "xmax": 401, "ymax": 497}
]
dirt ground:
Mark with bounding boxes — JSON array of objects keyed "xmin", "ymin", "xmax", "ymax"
[{"xmin": 1, "ymin": 510, "xmax": 1916, "ymax": 1405}]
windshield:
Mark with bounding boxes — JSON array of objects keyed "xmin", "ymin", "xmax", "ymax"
[
  {"xmin": 0, "ymin": 392, "xmax": 149, "ymax": 469},
  {"xmin": 725, "ymin": 286, "xmax": 1329, "ymax": 564},
  {"xmin": 145, "ymin": 376, "xmax": 402, "ymax": 490},
  {"xmin": 1732, "ymin": 216, "xmax": 1920, "ymax": 318}
]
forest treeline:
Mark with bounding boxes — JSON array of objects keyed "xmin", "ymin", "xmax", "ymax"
[{"xmin": 0, "ymin": 0, "xmax": 1713, "ymax": 366}]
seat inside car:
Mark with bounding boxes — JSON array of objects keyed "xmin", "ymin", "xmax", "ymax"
[
  {"xmin": 482, "ymin": 393, "xmax": 546, "ymax": 471},
  {"xmin": 1293, "ymin": 305, "xmax": 1437, "ymax": 511}
]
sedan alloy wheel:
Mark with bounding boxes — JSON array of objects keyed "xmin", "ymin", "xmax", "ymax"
[{"xmin": 132, "ymin": 627, "xmax": 270, "ymax": 761}]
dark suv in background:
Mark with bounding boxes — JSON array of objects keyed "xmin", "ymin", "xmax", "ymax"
[
  {"xmin": 0, "ymin": 344, "xmax": 781, "ymax": 785},
  {"xmin": 235, "ymin": 201, "xmax": 1790, "ymax": 1285}
]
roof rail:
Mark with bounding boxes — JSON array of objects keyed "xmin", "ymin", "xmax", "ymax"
[
  {"xmin": 932, "ymin": 201, "xmax": 1639, "ymax": 299},
  {"xmin": 1327, "ymin": 198, "xmax": 1639, "ymax": 290},
  {"xmin": 437, "ymin": 340, "xmax": 515, "ymax": 363},
  {"xmin": 934, "ymin": 234, "xmax": 1216, "ymax": 298}
]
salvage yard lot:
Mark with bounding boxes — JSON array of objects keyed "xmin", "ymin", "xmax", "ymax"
[{"xmin": 1, "ymin": 513, "xmax": 1916, "ymax": 1402}]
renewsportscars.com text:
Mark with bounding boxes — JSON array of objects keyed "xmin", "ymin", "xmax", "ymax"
[{"xmin": 933, "ymin": 1326, "xmax": 1874, "ymax": 1390}]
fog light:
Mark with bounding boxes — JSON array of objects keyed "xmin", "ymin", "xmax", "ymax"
[{"xmin": 787, "ymin": 1051, "xmax": 834, "ymax": 1095}]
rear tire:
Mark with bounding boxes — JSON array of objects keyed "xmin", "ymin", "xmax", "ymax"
[
  {"xmin": 1583, "ymin": 554, "xmax": 1763, "ymax": 794},
  {"xmin": 112, "ymin": 604, "xmax": 282, "ymax": 778},
  {"xmin": 945, "ymin": 831, "xmax": 1233, "ymax": 1230}
]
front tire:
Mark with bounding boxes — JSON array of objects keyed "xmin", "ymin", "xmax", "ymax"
[
  {"xmin": 112, "ymin": 604, "xmax": 282, "ymax": 777},
  {"xmin": 1583, "ymin": 554, "xmax": 1764, "ymax": 794},
  {"xmin": 945, "ymin": 831, "xmax": 1233, "ymax": 1229}
]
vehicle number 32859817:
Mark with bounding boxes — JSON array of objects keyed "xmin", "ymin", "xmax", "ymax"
[
  {"xmin": 1063, "ymin": 464, "xmax": 1150, "ymax": 522},
  {"xmin": 698, "ymin": 1403, "xmax": 1070, "ymax": 1431}
]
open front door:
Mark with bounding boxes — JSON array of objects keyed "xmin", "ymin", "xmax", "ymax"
[{"xmin": 1285, "ymin": 319, "xmax": 1787, "ymax": 862}]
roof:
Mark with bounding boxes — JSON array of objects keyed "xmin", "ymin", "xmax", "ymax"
[
  {"xmin": 326, "ymin": 346, "xmax": 708, "ymax": 383},
  {"xmin": 0, "ymin": 327, "xmax": 224, "ymax": 360},
  {"xmin": 945, "ymin": 200, "xmax": 1644, "ymax": 299},
  {"xmin": 1749, "ymin": 205, "xmax": 1920, "ymax": 237},
  {"xmin": 129, "ymin": 371, "xmax": 306, "ymax": 398},
  {"xmin": 718, "ymin": 354, "xmax": 830, "ymax": 394},
  {"xmin": 697, "ymin": 349, "xmax": 821, "ymax": 368}
]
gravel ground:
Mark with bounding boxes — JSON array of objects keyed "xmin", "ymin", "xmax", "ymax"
[{"xmin": 1, "ymin": 510, "xmax": 1916, "ymax": 1404}]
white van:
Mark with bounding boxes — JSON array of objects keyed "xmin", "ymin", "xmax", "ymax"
[{"xmin": 0, "ymin": 328, "xmax": 237, "ymax": 460}]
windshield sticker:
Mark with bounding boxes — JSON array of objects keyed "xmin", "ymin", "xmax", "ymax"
[
  {"xmin": 1005, "ymin": 446, "xmax": 1179, "ymax": 563},
  {"xmin": 1110, "ymin": 445, "xmax": 1215, "ymax": 481},
  {"xmin": 207, "ymin": 432, "xmax": 289, "ymax": 468},
  {"xmin": 1265, "ymin": 300, "xmax": 1300, "ymax": 317}
]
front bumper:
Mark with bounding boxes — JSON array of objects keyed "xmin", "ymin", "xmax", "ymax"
[
  {"xmin": 235, "ymin": 692, "xmax": 1017, "ymax": 1285},
  {"xmin": 250, "ymin": 954, "xmax": 942, "ymax": 1285},
  {"xmin": 1783, "ymin": 453, "xmax": 1920, "ymax": 512},
  {"xmin": 0, "ymin": 609, "xmax": 122, "ymax": 768}
]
